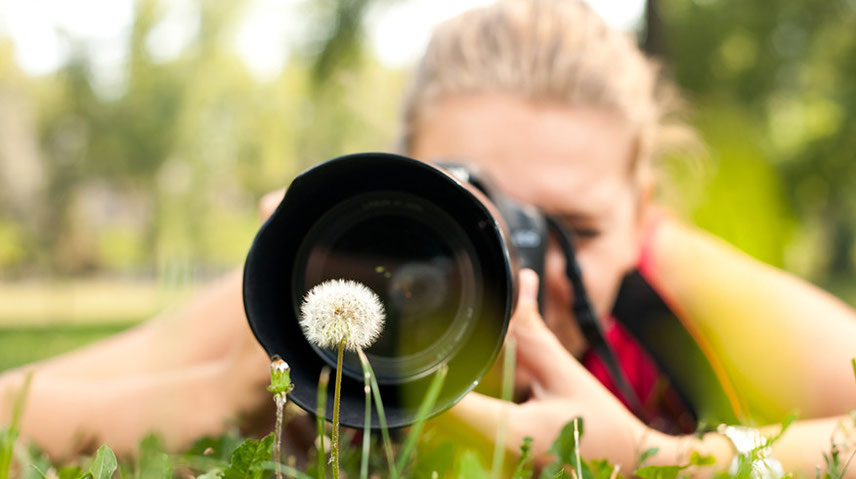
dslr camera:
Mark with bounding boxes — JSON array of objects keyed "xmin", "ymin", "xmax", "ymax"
[{"xmin": 243, "ymin": 152, "xmax": 630, "ymax": 428}]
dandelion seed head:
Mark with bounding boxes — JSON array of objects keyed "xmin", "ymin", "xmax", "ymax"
[{"xmin": 299, "ymin": 279, "xmax": 386, "ymax": 351}]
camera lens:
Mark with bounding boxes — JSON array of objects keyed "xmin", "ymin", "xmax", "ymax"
[
  {"xmin": 243, "ymin": 152, "xmax": 515, "ymax": 428},
  {"xmin": 295, "ymin": 191, "xmax": 482, "ymax": 384}
]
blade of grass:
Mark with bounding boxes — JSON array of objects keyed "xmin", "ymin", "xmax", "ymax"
[
  {"xmin": 316, "ymin": 367, "xmax": 330, "ymax": 479},
  {"xmin": 360, "ymin": 361, "xmax": 372, "ymax": 479},
  {"xmin": 0, "ymin": 371, "xmax": 32, "ymax": 479},
  {"xmin": 573, "ymin": 418, "xmax": 583, "ymax": 479},
  {"xmin": 394, "ymin": 363, "xmax": 449, "ymax": 476},
  {"xmin": 356, "ymin": 348, "xmax": 395, "ymax": 477},
  {"xmin": 491, "ymin": 337, "xmax": 516, "ymax": 479}
]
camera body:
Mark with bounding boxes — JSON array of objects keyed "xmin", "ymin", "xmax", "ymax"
[{"xmin": 243, "ymin": 152, "xmax": 551, "ymax": 428}]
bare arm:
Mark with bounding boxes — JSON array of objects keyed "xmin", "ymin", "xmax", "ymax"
[
  {"xmin": 0, "ymin": 269, "xmax": 271, "ymax": 459},
  {"xmin": 643, "ymin": 414, "xmax": 855, "ymax": 477},
  {"xmin": 648, "ymin": 217, "xmax": 856, "ymax": 419},
  {"xmin": 447, "ymin": 285, "xmax": 856, "ymax": 476},
  {"xmin": 0, "ymin": 190, "xmax": 289, "ymax": 460}
]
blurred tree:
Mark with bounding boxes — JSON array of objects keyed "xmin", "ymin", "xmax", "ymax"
[
  {"xmin": 0, "ymin": 39, "xmax": 44, "ymax": 272},
  {"xmin": 7, "ymin": 0, "xmax": 852, "ymax": 293},
  {"xmin": 0, "ymin": 0, "xmax": 401, "ymax": 278},
  {"xmin": 658, "ymin": 0, "xmax": 856, "ymax": 290}
]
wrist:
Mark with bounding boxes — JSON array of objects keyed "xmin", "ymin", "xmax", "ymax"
[{"xmin": 640, "ymin": 428, "xmax": 733, "ymax": 472}]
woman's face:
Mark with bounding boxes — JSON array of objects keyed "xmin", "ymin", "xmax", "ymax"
[{"xmin": 411, "ymin": 93, "xmax": 649, "ymax": 357}]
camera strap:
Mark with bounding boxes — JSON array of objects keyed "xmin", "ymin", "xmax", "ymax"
[{"xmin": 545, "ymin": 216, "xmax": 648, "ymax": 420}]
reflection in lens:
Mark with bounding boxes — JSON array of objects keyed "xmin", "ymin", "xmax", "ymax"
[
  {"xmin": 294, "ymin": 191, "xmax": 481, "ymax": 384},
  {"xmin": 388, "ymin": 260, "xmax": 449, "ymax": 315}
]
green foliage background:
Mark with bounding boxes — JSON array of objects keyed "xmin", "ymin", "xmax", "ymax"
[
  {"xmin": 0, "ymin": 0, "xmax": 855, "ymax": 364},
  {"xmin": 0, "ymin": 0, "xmax": 403, "ymax": 280}
]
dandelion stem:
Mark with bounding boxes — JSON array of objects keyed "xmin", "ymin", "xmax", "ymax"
[
  {"xmin": 331, "ymin": 340, "xmax": 345, "ymax": 479},
  {"xmin": 274, "ymin": 394, "xmax": 286, "ymax": 479}
]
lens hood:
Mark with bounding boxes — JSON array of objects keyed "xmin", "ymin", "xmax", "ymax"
[{"xmin": 243, "ymin": 152, "xmax": 517, "ymax": 428}]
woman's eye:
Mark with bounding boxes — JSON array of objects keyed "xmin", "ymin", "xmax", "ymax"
[{"xmin": 572, "ymin": 227, "xmax": 601, "ymax": 239}]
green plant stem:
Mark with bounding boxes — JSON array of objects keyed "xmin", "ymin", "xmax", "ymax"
[
  {"xmin": 491, "ymin": 337, "xmax": 516, "ymax": 479},
  {"xmin": 331, "ymin": 341, "xmax": 345, "ymax": 479},
  {"xmin": 356, "ymin": 349, "xmax": 395, "ymax": 476},
  {"xmin": 0, "ymin": 372, "xmax": 32, "ymax": 479},
  {"xmin": 315, "ymin": 367, "xmax": 330, "ymax": 479},
  {"xmin": 394, "ymin": 363, "xmax": 449, "ymax": 476},
  {"xmin": 574, "ymin": 419, "xmax": 583, "ymax": 479},
  {"xmin": 360, "ymin": 350, "xmax": 372, "ymax": 479},
  {"xmin": 274, "ymin": 394, "xmax": 286, "ymax": 479}
]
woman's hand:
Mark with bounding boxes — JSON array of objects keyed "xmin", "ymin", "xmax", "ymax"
[
  {"xmin": 447, "ymin": 269, "xmax": 662, "ymax": 468},
  {"xmin": 259, "ymin": 188, "xmax": 286, "ymax": 222}
]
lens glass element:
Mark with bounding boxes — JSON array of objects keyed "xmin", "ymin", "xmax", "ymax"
[{"xmin": 294, "ymin": 191, "xmax": 481, "ymax": 384}]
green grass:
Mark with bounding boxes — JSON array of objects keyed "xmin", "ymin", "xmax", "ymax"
[{"xmin": 0, "ymin": 322, "xmax": 136, "ymax": 372}]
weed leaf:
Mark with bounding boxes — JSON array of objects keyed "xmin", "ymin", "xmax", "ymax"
[
  {"xmin": 56, "ymin": 466, "xmax": 83, "ymax": 479},
  {"xmin": 639, "ymin": 448, "xmax": 659, "ymax": 465},
  {"xmin": 512, "ymin": 437, "xmax": 533, "ymax": 479},
  {"xmin": 633, "ymin": 464, "xmax": 688, "ymax": 479},
  {"xmin": 223, "ymin": 434, "xmax": 274, "ymax": 479},
  {"xmin": 88, "ymin": 445, "xmax": 118, "ymax": 479},
  {"xmin": 185, "ymin": 435, "xmax": 243, "ymax": 463},
  {"xmin": 689, "ymin": 451, "xmax": 715, "ymax": 466},
  {"xmin": 540, "ymin": 418, "xmax": 588, "ymax": 479},
  {"xmin": 589, "ymin": 459, "xmax": 620, "ymax": 479},
  {"xmin": 197, "ymin": 470, "xmax": 224, "ymax": 479},
  {"xmin": 138, "ymin": 434, "xmax": 171, "ymax": 478}
]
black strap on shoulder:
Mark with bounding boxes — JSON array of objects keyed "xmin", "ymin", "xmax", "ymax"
[
  {"xmin": 612, "ymin": 271, "xmax": 746, "ymax": 428},
  {"xmin": 545, "ymin": 216, "xmax": 647, "ymax": 420}
]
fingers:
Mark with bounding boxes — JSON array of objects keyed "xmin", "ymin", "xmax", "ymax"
[
  {"xmin": 515, "ymin": 268, "xmax": 540, "ymax": 316},
  {"xmin": 510, "ymin": 269, "xmax": 590, "ymax": 396},
  {"xmin": 259, "ymin": 188, "xmax": 286, "ymax": 221}
]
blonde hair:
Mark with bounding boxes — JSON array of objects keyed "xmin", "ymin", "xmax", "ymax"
[{"xmin": 400, "ymin": 0, "xmax": 689, "ymax": 176}]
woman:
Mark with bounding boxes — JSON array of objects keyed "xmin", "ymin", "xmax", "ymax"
[
  {"xmin": 2, "ymin": 0, "xmax": 855, "ymax": 474},
  {"xmin": 405, "ymin": 1, "xmax": 856, "ymax": 473}
]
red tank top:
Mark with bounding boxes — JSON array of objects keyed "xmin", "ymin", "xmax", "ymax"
[
  {"xmin": 581, "ymin": 216, "xmax": 697, "ymax": 434},
  {"xmin": 581, "ymin": 320, "xmax": 697, "ymax": 434}
]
